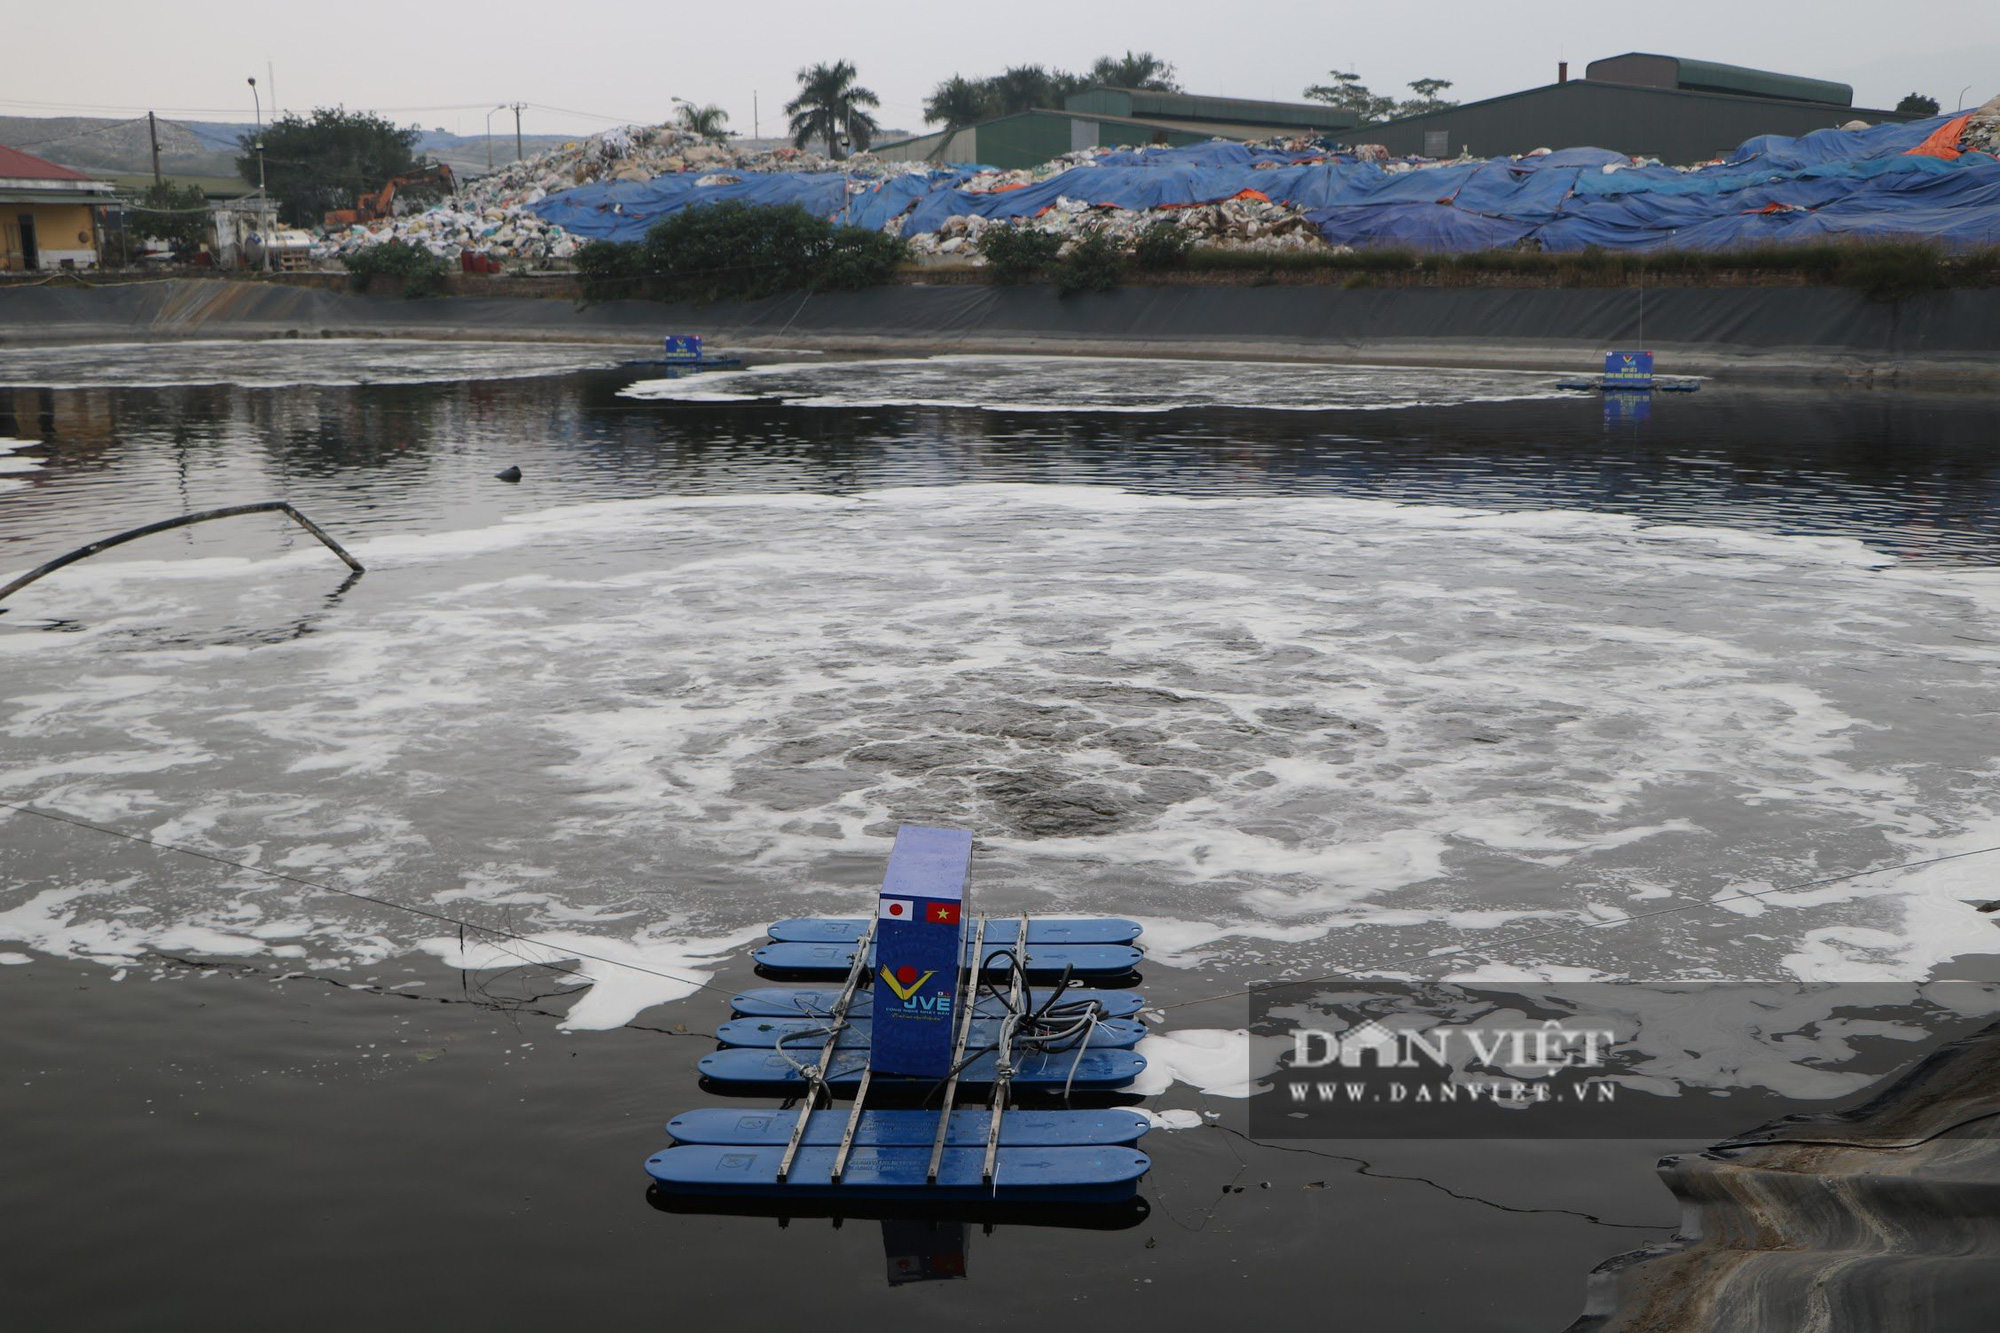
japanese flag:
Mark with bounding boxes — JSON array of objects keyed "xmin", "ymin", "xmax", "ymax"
[{"xmin": 879, "ymin": 898, "xmax": 915, "ymax": 921}]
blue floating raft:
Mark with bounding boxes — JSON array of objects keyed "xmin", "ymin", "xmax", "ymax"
[
  {"xmin": 768, "ymin": 916, "xmax": 1142, "ymax": 945},
  {"xmin": 716, "ymin": 1016, "xmax": 1147, "ymax": 1050},
  {"xmin": 754, "ymin": 940, "xmax": 1143, "ymax": 979},
  {"xmin": 667, "ymin": 1107, "xmax": 1151, "ymax": 1147},
  {"xmin": 647, "ymin": 1144, "xmax": 1152, "ymax": 1202},
  {"xmin": 700, "ymin": 1046, "xmax": 1146, "ymax": 1091},
  {"xmin": 730, "ymin": 985, "xmax": 1146, "ymax": 1020},
  {"xmin": 1555, "ymin": 376, "xmax": 1701, "ymax": 393}
]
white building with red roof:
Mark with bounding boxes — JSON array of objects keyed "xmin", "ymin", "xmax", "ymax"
[{"xmin": 1, "ymin": 144, "xmax": 117, "ymax": 271}]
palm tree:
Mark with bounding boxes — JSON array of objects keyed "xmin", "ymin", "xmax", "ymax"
[
  {"xmin": 673, "ymin": 102, "xmax": 731, "ymax": 141},
  {"xmin": 786, "ymin": 61, "xmax": 881, "ymax": 160},
  {"xmin": 988, "ymin": 65, "xmax": 1060, "ymax": 116},
  {"xmin": 1088, "ymin": 51, "xmax": 1181, "ymax": 92},
  {"xmin": 923, "ymin": 76, "xmax": 990, "ymax": 162}
]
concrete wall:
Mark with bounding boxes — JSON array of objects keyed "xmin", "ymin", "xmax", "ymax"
[{"xmin": 1, "ymin": 202, "xmax": 99, "ymax": 270}]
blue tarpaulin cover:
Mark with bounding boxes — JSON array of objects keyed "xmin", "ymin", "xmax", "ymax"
[{"xmin": 527, "ymin": 116, "xmax": 2000, "ymax": 252}]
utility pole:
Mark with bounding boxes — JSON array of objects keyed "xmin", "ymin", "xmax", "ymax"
[
  {"xmin": 148, "ymin": 111, "xmax": 161, "ymax": 186},
  {"xmin": 512, "ymin": 103, "xmax": 525, "ymax": 163},
  {"xmin": 486, "ymin": 104, "xmax": 506, "ymax": 168},
  {"xmin": 754, "ymin": 91, "xmax": 759, "ymax": 140}
]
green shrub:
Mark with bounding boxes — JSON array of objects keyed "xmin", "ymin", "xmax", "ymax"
[
  {"xmin": 978, "ymin": 225, "xmax": 1064, "ymax": 283},
  {"xmin": 814, "ymin": 225, "xmax": 910, "ymax": 292},
  {"xmin": 625, "ymin": 202, "xmax": 906, "ymax": 303},
  {"xmin": 1831, "ymin": 239, "xmax": 1951, "ymax": 300},
  {"xmin": 1051, "ymin": 228, "xmax": 1128, "ymax": 295},
  {"xmin": 641, "ymin": 201, "xmax": 831, "ymax": 302},
  {"xmin": 341, "ymin": 240, "xmax": 450, "ymax": 298},
  {"xmin": 573, "ymin": 239, "xmax": 648, "ymax": 303},
  {"xmin": 1131, "ymin": 219, "xmax": 1192, "ymax": 271},
  {"xmin": 1959, "ymin": 245, "xmax": 2000, "ymax": 285}
]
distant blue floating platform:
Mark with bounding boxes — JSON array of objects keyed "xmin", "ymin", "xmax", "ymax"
[
  {"xmin": 767, "ymin": 916, "xmax": 1143, "ymax": 945},
  {"xmin": 700, "ymin": 1046, "xmax": 1146, "ymax": 1091},
  {"xmin": 754, "ymin": 940, "xmax": 1142, "ymax": 979},
  {"xmin": 667, "ymin": 1107, "xmax": 1151, "ymax": 1148},
  {"xmin": 729, "ymin": 985, "xmax": 1147, "ymax": 1020},
  {"xmin": 716, "ymin": 1016, "xmax": 1147, "ymax": 1050},
  {"xmin": 646, "ymin": 1144, "xmax": 1152, "ymax": 1202}
]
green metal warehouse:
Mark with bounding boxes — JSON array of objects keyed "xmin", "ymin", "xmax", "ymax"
[
  {"xmin": 1361, "ymin": 55, "xmax": 1921, "ymax": 163},
  {"xmin": 871, "ymin": 88, "xmax": 1356, "ymax": 168},
  {"xmin": 874, "ymin": 57, "xmax": 1924, "ymax": 170}
]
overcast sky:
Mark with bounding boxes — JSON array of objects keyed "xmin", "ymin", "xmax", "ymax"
[{"xmin": 6, "ymin": 1, "xmax": 1994, "ymax": 140}]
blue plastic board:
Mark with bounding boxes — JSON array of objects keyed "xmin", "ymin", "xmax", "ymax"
[
  {"xmin": 769, "ymin": 916, "xmax": 1142, "ymax": 945},
  {"xmin": 1603, "ymin": 350, "xmax": 1655, "ymax": 387},
  {"xmin": 755, "ymin": 941, "xmax": 1143, "ymax": 978},
  {"xmin": 666, "ymin": 1108, "xmax": 1151, "ymax": 1147},
  {"xmin": 872, "ymin": 825, "xmax": 973, "ymax": 1078},
  {"xmin": 730, "ymin": 986, "xmax": 1146, "ymax": 1020},
  {"xmin": 716, "ymin": 1016, "xmax": 1146, "ymax": 1050},
  {"xmin": 662, "ymin": 334, "xmax": 703, "ymax": 360},
  {"xmin": 646, "ymin": 1143, "xmax": 1151, "ymax": 1201},
  {"xmin": 699, "ymin": 1046, "xmax": 1146, "ymax": 1090}
]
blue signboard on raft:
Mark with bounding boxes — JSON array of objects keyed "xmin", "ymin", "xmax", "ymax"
[
  {"xmin": 869, "ymin": 825, "xmax": 972, "ymax": 1077},
  {"xmin": 1603, "ymin": 350, "xmax": 1655, "ymax": 388},
  {"xmin": 661, "ymin": 335, "xmax": 704, "ymax": 361}
]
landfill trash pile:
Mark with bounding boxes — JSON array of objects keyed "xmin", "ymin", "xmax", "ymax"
[
  {"xmin": 907, "ymin": 193, "xmax": 1335, "ymax": 259},
  {"xmin": 311, "ymin": 122, "xmax": 931, "ymax": 267},
  {"xmin": 312, "ymin": 99, "xmax": 1999, "ymax": 269},
  {"xmin": 1907, "ymin": 93, "xmax": 2000, "ymax": 160}
]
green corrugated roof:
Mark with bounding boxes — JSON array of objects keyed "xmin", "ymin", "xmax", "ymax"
[
  {"xmin": 1066, "ymin": 87, "xmax": 1356, "ymax": 131},
  {"xmin": 1666, "ymin": 56, "xmax": 1851, "ymax": 107}
]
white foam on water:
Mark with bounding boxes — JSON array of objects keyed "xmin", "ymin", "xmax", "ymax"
[
  {"xmin": 0, "ymin": 339, "xmax": 629, "ymax": 389},
  {"xmin": 415, "ymin": 924, "xmax": 767, "ymax": 1030},
  {"xmin": 1136, "ymin": 1108, "xmax": 1205, "ymax": 1130},
  {"xmin": 623, "ymin": 355, "xmax": 1567, "ymax": 413},
  {"xmin": 1131, "ymin": 1028, "xmax": 1289, "ymax": 1098},
  {"xmin": 6, "ymin": 479, "xmax": 2000, "ymax": 1094},
  {"xmin": 0, "ymin": 436, "xmax": 42, "ymax": 493},
  {"xmin": 0, "ymin": 885, "xmax": 314, "ymax": 963}
]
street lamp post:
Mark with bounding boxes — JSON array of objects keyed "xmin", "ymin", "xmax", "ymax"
[
  {"xmin": 485, "ymin": 104, "xmax": 507, "ymax": 169},
  {"xmin": 248, "ymin": 77, "xmax": 269, "ymax": 273}
]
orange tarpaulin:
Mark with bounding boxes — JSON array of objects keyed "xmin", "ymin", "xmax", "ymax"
[{"xmin": 1905, "ymin": 114, "xmax": 1973, "ymax": 160}]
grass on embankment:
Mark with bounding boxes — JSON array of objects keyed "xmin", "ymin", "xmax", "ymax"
[{"xmin": 1172, "ymin": 239, "xmax": 2000, "ymax": 299}]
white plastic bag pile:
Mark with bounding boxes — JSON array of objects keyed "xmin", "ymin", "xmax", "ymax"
[{"xmin": 905, "ymin": 192, "xmax": 1337, "ymax": 260}]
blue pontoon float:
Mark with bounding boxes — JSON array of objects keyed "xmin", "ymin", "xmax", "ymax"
[
  {"xmin": 1557, "ymin": 350, "xmax": 1701, "ymax": 394},
  {"xmin": 620, "ymin": 333, "xmax": 744, "ymax": 373},
  {"xmin": 647, "ymin": 825, "xmax": 1154, "ymax": 1203}
]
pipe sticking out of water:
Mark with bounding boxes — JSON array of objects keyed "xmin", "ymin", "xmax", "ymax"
[{"xmin": 0, "ymin": 500, "xmax": 364, "ymax": 604}]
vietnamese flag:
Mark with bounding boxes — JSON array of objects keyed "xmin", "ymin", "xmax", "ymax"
[{"xmin": 927, "ymin": 901, "xmax": 960, "ymax": 925}]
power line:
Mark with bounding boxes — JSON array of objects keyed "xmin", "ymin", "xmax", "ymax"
[{"xmin": 4, "ymin": 115, "xmax": 151, "ymax": 152}]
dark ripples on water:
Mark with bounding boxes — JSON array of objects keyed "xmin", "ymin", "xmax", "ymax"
[{"xmin": 3, "ymin": 361, "xmax": 1998, "ymax": 570}]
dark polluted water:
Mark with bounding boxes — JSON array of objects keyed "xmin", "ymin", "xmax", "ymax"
[{"xmin": 3, "ymin": 343, "xmax": 2000, "ymax": 1328}]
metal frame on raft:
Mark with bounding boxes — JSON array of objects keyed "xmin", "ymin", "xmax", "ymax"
[{"xmin": 647, "ymin": 826, "xmax": 1153, "ymax": 1203}]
